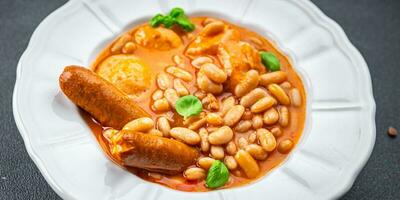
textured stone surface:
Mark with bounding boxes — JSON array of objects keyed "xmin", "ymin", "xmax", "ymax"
[{"xmin": 0, "ymin": 0, "xmax": 398, "ymax": 199}]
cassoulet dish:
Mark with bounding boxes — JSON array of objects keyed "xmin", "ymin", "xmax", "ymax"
[{"xmin": 59, "ymin": 8, "xmax": 306, "ymax": 191}]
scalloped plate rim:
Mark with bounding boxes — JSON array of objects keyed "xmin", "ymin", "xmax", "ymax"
[{"xmin": 12, "ymin": 0, "xmax": 376, "ymax": 199}]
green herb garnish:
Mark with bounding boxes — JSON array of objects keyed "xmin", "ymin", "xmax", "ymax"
[
  {"xmin": 175, "ymin": 16, "xmax": 196, "ymax": 32},
  {"xmin": 205, "ymin": 160, "xmax": 229, "ymax": 189},
  {"xmin": 175, "ymin": 95, "xmax": 202, "ymax": 118},
  {"xmin": 169, "ymin": 7, "xmax": 185, "ymax": 18},
  {"xmin": 162, "ymin": 15, "xmax": 175, "ymax": 28},
  {"xmin": 149, "ymin": 14, "xmax": 164, "ymax": 27},
  {"xmin": 149, "ymin": 7, "xmax": 195, "ymax": 32},
  {"xmin": 260, "ymin": 51, "xmax": 281, "ymax": 71}
]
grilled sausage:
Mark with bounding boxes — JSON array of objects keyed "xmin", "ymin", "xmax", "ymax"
[
  {"xmin": 59, "ymin": 66, "xmax": 150, "ymax": 130},
  {"xmin": 121, "ymin": 131, "xmax": 199, "ymax": 174},
  {"xmin": 59, "ymin": 66, "xmax": 199, "ymax": 174}
]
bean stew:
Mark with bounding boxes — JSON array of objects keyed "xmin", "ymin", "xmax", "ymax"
[{"xmin": 62, "ymin": 8, "xmax": 306, "ymax": 192}]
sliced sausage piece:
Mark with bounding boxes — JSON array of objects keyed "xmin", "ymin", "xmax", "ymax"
[
  {"xmin": 59, "ymin": 65, "xmax": 150, "ymax": 130},
  {"xmin": 60, "ymin": 66, "xmax": 200, "ymax": 174},
  {"xmin": 121, "ymin": 131, "xmax": 199, "ymax": 174}
]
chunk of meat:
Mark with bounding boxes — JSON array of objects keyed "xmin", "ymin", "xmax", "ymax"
[
  {"xmin": 185, "ymin": 27, "xmax": 239, "ymax": 58},
  {"xmin": 118, "ymin": 131, "xmax": 199, "ymax": 174},
  {"xmin": 134, "ymin": 25, "xmax": 183, "ymax": 50},
  {"xmin": 240, "ymin": 42, "xmax": 263, "ymax": 71},
  {"xmin": 217, "ymin": 41, "xmax": 264, "ymax": 88},
  {"xmin": 59, "ymin": 66, "xmax": 150, "ymax": 130},
  {"xmin": 186, "ymin": 23, "xmax": 263, "ymax": 90}
]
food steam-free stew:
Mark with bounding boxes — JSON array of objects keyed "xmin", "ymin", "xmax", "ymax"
[{"xmin": 59, "ymin": 8, "xmax": 306, "ymax": 192}]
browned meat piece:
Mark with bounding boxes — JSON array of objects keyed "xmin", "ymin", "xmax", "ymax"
[
  {"xmin": 59, "ymin": 65, "xmax": 150, "ymax": 130},
  {"xmin": 59, "ymin": 66, "xmax": 199, "ymax": 174},
  {"xmin": 120, "ymin": 131, "xmax": 199, "ymax": 174}
]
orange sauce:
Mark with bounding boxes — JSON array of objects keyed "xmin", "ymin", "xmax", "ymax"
[{"xmin": 82, "ymin": 17, "xmax": 306, "ymax": 191}]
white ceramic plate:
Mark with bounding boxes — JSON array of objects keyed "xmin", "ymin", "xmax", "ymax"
[{"xmin": 13, "ymin": 0, "xmax": 375, "ymax": 199}]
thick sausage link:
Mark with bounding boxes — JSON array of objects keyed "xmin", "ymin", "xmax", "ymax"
[
  {"xmin": 59, "ymin": 66, "xmax": 150, "ymax": 130},
  {"xmin": 121, "ymin": 131, "xmax": 199, "ymax": 174}
]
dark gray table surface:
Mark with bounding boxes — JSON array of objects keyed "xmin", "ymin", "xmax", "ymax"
[{"xmin": 1, "ymin": 0, "xmax": 399, "ymax": 199}]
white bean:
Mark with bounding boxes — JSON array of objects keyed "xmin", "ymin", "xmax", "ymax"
[
  {"xmin": 164, "ymin": 89, "xmax": 179, "ymax": 108},
  {"xmin": 234, "ymin": 120, "xmax": 252, "ymax": 132},
  {"xmin": 252, "ymin": 115, "xmax": 264, "ymax": 129},
  {"xmin": 237, "ymin": 137, "xmax": 248, "ymax": 149},
  {"xmin": 173, "ymin": 55, "xmax": 184, "ymax": 67},
  {"xmin": 157, "ymin": 117, "xmax": 171, "ymax": 137},
  {"xmin": 197, "ymin": 71, "xmax": 223, "ymax": 94},
  {"xmin": 226, "ymin": 141, "xmax": 237, "ymax": 155},
  {"xmin": 268, "ymin": 84, "xmax": 290, "ymax": 105},
  {"xmin": 278, "ymin": 139, "xmax": 294, "ymax": 154},
  {"xmin": 248, "ymin": 131, "xmax": 257, "ymax": 143},
  {"xmin": 289, "ymin": 88, "xmax": 302, "ymax": 107},
  {"xmin": 122, "ymin": 117, "xmax": 154, "ymax": 132},
  {"xmin": 173, "ymin": 79, "xmax": 189, "ymax": 96},
  {"xmin": 259, "ymin": 71, "xmax": 287, "ymax": 86},
  {"xmin": 152, "ymin": 98, "xmax": 170, "ymax": 112},
  {"xmin": 271, "ymin": 127, "xmax": 283, "ymax": 138},
  {"xmin": 210, "ymin": 146, "xmax": 225, "ymax": 160},
  {"xmin": 263, "ymin": 107, "xmax": 279, "ymax": 125},
  {"xmin": 166, "ymin": 66, "xmax": 193, "ymax": 82},
  {"xmin": 198, "ymin": 157, "xmax": 215, "ymax": 170},
  {"xmin": 208, "ymin": 126, "xmax": 234, "ymax": 145},
  {"xmin": 240, "ymin": 88, "xmax": 268, "ymax": 108},
  {"xmin": 224, "ymin": 105, "xmax": 245, "ymax": 126},
  {"xmin": 191, "ymin": 56, "xmax": 213, "ymax": 69},
  {"xmin": 188, "ymin": 118, "xmax": 207, "ymax": 130},
  {"xmin": 251, "ymin": 96, "xmax": 277, "ymax": 113},
  {"xmin": 242, "ymin": 110, "xmax": 253, "ymax": 120},
  {"xmin": 201, "ymin": 63, "xmax": 227, "ymax": 84},
  {"xmin": 220, "ymin": 96, "xmax": 236, "ymax": 116},
  {"xmin": 199, "ymin": 128, "xmax": 210, "ymax": 152},
  {"xmin": 122, "ymin": 42, "xmax": 136, "ymax": 54},
  {"xmin": 245, "ymin": 144, "xmax": 268, "ymax": 160},
  {"xmin": 170, "ymin": 127, "xmax": 201, "ymax": 145},
  {"xmin": 234, "ymin": 150, "xmax": 259, "ymax": 178},
  {"xmin": 200, "ymin": 21, "xmax": 225, "ymax": 37},
  {"xmin": 278, "ymin": 106, "xmax": 290, "ymax": 127},
  {"xmin": 224, "ymin": 156, "xmax": 238, "ymax": 170},
  {"xmin": 152, "ymin": 89, "xmax": 164, "ymax": 100},
  {"xmin": 156, "ymin": 73, "xmax": 171, "ymax": 90},
  {"xmin": 184, "ymin": 168, "xmax": 206, "ymax": 180},
  {"xmin": 257, "ymin": 128, "xmax": 276, "ymax": 152},
  {"xmin": 234, "ymin": 70, "xmax": 260, "ymax": 97},
  {"xmin": 280, "ymin": 81, "xmax": 292, "ymax": 89}
]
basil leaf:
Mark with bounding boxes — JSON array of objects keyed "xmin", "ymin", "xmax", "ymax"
[
  {"xmin": 169, "ymin": 7, "xmax": 185, "ymax": 18},
  {"xmin": 205, "ymin": 160, "xmax": 229, "ymax": 189},
  {"xmin": 260, "ymin": 51, "xmax": 280, "ymax": 71},
  {"xmin": 175, "ymin": 95, "xmax": 202, "ymax": 118},
  {"xmin": 149, "ymin": 7, "xmax": 195, "ymax": 32},
  {"xmin": 162, "ymin": 15, "xmax": 175, "ymax": 28},
  {"xmin": 175, "ymin": 16, "xmax": 195, "ymax": 32},
  {"xmin": 149, "ymin": 14, "xmax": 164, "ymax": 27}
]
